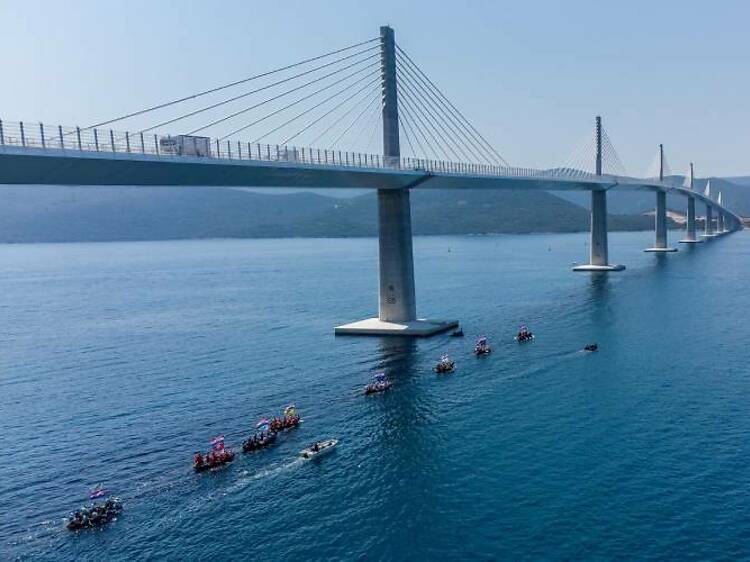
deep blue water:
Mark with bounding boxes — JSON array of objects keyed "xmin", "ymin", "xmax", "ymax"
[{"xmin": 1, "ymin": 231, "xmax": 749, "ymax": 561}]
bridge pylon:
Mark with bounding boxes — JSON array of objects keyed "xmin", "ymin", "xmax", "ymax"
[
  {"xmin": 573, "ymin": 116, "xmax": 625, "ymax": 271},
  {"xmin": 645, "ymin": 144, "xmax": 677, "ymax": 252},
  {"xmin": 680, "ymin": 163, "xmax": 702, "ymax": 244},
  {"xmin": 335, "ymin": 26, "xmax": 457, "ymax": 337}
]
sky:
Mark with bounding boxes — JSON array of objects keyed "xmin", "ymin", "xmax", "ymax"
[{"xmin": 0, "ymin": 0, "xmax": 748, "ymax": 176}]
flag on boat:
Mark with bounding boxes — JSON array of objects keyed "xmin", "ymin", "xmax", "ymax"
[
  {"xmin": 89, "ymin": 485, "xmax": 108, "ymax": 499},
  {"xmin": 256, "ymin": 418, "xmax": 270, "ymax": 430},
  {"xmin": 210, "ymin": 435, "xmax": 225, "ymax": 446},
  {"xmin": 283, "ymin": 405, "xmax": 296, "ymax": 417},
  {"xmin": 374, "ymin": 372, "xmax": 387, "ymax": 381}
]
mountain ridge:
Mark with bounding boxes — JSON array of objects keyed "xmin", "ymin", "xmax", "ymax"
[{"xmin": 0, "ymin": 185, "xmax": 672, "ymax": 243}]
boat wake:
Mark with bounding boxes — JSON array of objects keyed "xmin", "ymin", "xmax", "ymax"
[{"xmin": 226, "ymin": 458, "xmax": 305, "ymax": 494}]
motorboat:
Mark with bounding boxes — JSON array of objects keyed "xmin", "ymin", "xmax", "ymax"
[
  {"xmin": 242, "ymin": 431, "xmax": 277, "ymax": 452},
  {"xmin": 270, "ymin": 415, "xmax": 301, "ymax": 432},
  {"xmin": 583, "ymin": 343, "xmax": 598, "ymax": 352},
  {"xmin": 474, "ymin": 337, "xmax": 492, "ymax": 355},
  {"xmin": 365, "ymin": 372, "xmax": 392, "ymax": 394},
  {"xmin": 299, "ymin": 439, "xmax": 338, "ymax": 460},
  {"xmin": 515, "ymin": 325, "xmax": 534, "ymax": 343},
  {"xmin": 434, "ymin": 354, "xmax": 455, "ymax": 373},
  {"xmin": 194, "ymin": 435, "xmax": 234, "ymax": 471},
  {"xmin": 66, "ymin": 498, "xmax": 123, "ymax": 531}
]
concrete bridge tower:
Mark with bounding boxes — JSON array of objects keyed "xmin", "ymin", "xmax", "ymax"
[
  {"xmin": 335, "ymin": 26, "xmax": 457, "ymax": 336},
  {"xmin": 573, "ymin": 116, "xmax": 625, "ymax": 271},
  {"xmin": 645, "ymin": 144, "xmax": 677, "ymax": 252}
]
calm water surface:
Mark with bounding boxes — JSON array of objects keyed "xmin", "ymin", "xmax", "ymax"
[{"xmin": 1, "ymin": 231, "xmax": 749, "ymax": 561}]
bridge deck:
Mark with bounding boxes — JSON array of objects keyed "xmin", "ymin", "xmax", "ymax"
[{"xmin": 0, "ymin": 145, "xmax": 739, "ymax": 221}]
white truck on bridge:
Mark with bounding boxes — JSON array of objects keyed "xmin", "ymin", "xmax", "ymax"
[{"xmin": 159, "ymin": 135, "xmax": 211, "ymax": 157}]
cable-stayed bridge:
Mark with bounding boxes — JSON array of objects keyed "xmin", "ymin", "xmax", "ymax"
[{"xmin": 0, "ymin": 26, "xmax": 742, "ymax": 336}]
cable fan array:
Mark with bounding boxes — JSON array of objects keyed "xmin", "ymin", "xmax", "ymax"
[
  {"xmin": 644, "ymin": 148, "xmax": 673, "ymax": 180},
  {"xmin": 3, "ymin": 32, "xmax": 692, "ymax": 188},
  {"xmin": 41, "ymin": 36, "xmax": 514, "ymax": 173},
  {"xmin": 558, "ymin": 125, "xmax": 628, "ymax": 178},
  {"xmin": 64, "ymin": 38, "xmax": 387, "ymax": 156},
  {"xmin": 394, "ymin": 44, "xmax": 508, "ymax": 168}
]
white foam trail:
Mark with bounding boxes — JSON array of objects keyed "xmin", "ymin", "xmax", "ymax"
[{"xmin": 226, "ymin": 458, "xmax": 304, "ymax": 494}]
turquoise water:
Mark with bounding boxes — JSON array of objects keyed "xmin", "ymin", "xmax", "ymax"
[{"xmin": 1, "ymin": 231, "xmax": 749, "ymax": 560}]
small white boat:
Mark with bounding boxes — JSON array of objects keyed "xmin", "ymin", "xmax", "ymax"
[{"xmin": 299, "ymin": 439, "xmax": 338, "ymax": 460}]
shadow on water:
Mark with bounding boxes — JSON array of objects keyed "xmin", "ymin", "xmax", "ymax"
[
  {"xmin": 366, "ymin": 336, "xmax": 442, "ymax": 557},
  {"xmin": 586, "ymin": 272, "xmax": 611, "ymax": 309},
  {"xmin": 652, "ymin": 252, "xmax": 669, "ymax": 271},
  {"xmin": 375, "ymin": 336, "xmax": 418, "ymax": 375}
]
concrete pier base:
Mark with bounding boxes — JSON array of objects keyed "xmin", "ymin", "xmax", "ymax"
[
  {"xmin": 573, "ymin": 190, "xmax": 625, "ymax": 272},
  {"xmin": 335, "ymin": 318, "xmax": 458, "ymax": 337},
  {"xmin": 573, "ymin": 263, "xmax": 626, "ymax": 272},
  {"xmin": 644, "ymin": 247, "xmax": 678, "ymax": 252},
  {"xmin": 679, "ymin": 239, "xmax": 703, "ymax": 244}
]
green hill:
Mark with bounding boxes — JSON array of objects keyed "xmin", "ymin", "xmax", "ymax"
[{"xmin": 0, "ymin": 186, "xmax": 660, "ymax": 243}]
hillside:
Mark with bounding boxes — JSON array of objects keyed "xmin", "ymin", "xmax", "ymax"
[{"xmin": 0, "ymin": 186, "xmax": 662, "ymax": 243}]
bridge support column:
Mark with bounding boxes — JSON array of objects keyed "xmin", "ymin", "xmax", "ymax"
[
  {"xmin": 335, "ymin": 25, "xmax": 457, "ymax": 337},
  {"xmin": 679, "ymin": 196, "xmax": 702, "ymax": 243},
  {"xmin": 376, "ymin": 188, "xmax": 416, "ymax": 322},
  {"xmin": 573, "ymin": 190, "xmax": 625, "ymax": 271},
  {"xmin": 717, "ymin": 212, "xmax": 726, "ymax": 234},
  {"xmin": 702, "ymin": 205, "xmax": 715, "ymax": 238},
  {"xmin": 645, "ymin": 190, "xmax": 677, "ymax": 252}
]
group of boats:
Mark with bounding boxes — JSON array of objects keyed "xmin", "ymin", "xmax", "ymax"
[
  {"xmin": 194, "ymin": 405, "xmax": 305, "ymax": 471},
  {"xmin": 66, "ymin": 487, "xmax": 122, "ymax": 531},
  {"xmin": 242, "ymin": 411, "xmax": 300, "ymax": 452},
  {"xmin": 66, "ymin": 321, "xmax": 601, "ymax": 533},
  {"xmin": 190, "ymin": 405, "xmax": 337, "ymax": 474},
  {"xmin": 437, "ymin": 326, "xmax": 535, "ymax": 372},
  {"xmin": 435, "ymin": 326, "xmax": 598, "ymax": 372}
]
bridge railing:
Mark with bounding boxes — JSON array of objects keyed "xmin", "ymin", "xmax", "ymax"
[{"xmin": 0, "ymin": 118, "xmax": 598, "ymax": 182}]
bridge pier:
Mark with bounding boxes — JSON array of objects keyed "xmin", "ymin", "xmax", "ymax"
[
  {"xmin": 679, "ymin": 195, "xmax": 702, "ymax": 243},
  {"xmin": 701, "ymin": 205, "xmax": 716, "ymax": 238},
  {"xmin": 335, "ymin": 25, "xmax": 457, "ymax": 337},
  {"xmin": 645, "ymin": 190, "xmax": 677, "ymax": 252},
  {"xmin": 573, "ymin": 116, "xmax": 624, "ymax": 272},
  {"xmin": 573, "ymin": 190, "xmax": 624, "ymax": 271}
]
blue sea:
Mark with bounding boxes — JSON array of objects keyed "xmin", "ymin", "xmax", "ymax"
[{"xmin": 1, "ymin": 231, "xmax": 749, "ymax": 561}]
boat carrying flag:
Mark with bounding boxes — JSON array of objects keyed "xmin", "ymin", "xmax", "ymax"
[{"xmin": 89, "ymin": 485, "xmax": 108, "ymax": 499}]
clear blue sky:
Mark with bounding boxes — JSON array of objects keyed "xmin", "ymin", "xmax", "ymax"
[{"xmin": 1, "ymin": 0, "xmax": 747, "ymax": 176}]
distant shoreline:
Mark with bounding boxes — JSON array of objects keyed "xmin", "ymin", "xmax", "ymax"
[{"xmin": 0, "ymin": 227, "xmax": 689, "ymax": 245}]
